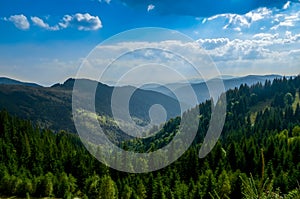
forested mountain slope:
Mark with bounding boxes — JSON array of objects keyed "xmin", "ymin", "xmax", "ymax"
[{"xmin": 0, "ymin": 78, "xmax": 181, "ymax": 134}]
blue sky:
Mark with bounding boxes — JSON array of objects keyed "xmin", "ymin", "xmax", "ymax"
[{"xmin": 0, "ymin": 0, "xmax": 300, "ymax": 85}]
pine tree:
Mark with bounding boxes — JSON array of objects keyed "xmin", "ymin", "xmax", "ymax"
[{"xmin": 99, "ymin": 175, "xmax": 118, "ymax": 199}]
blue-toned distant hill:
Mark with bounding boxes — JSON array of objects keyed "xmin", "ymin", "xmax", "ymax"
[
  {"xmin": 0, "ymin": 77, "xmax": 41, "ymax": 87},
  {"xmin": 142, "ymin": 74, "xmax": 283, "ymax": 107}
]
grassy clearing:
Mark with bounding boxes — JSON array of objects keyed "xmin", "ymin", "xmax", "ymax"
[
  {"xmin": 292, "ymin": 91, "xmax": 300, "ymax": 112},
  {"xmin": 249, "ymin": 91, "xmax": 299, "ymax": 125},
  {"xmin": 249, "ymin": 99, "xmax": 272, "ymax": 125}
]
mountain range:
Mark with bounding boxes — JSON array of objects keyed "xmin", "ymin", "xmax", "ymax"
[
  {"xmin": 141, "ymin": 74, "xmax": 282, "ymax": 106},
  {"xmin": 0, "ymin": 78, "xmax": 181, "ymax": 134},
  {"xmin": 0, "ymin": 74, "xmax": 283, "ymax": 133}
]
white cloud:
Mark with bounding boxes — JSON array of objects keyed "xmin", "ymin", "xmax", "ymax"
[
  {"xmin": 98, "ymin": 0, "xmax": 111, "ymax": 3},
  {"xmin": 31, "ymin": 16, "xmax": 59, "ymax": 31},
  {"xmin": 147, "ymin": 4, "xmax": 155, "ymax": 12},
  {"xmin": 59, "ymin": 13, "xmax": 102, "ymax": 31},
  {"xmin": 4, "ymin": 13, "xmax": 102, "ymax": 31},
  {"xmin": 283, "ymin": 31, "xmax": 300, "ymax": 42},
  {"xmin": 5, "ymin": 14, "xmax": 30, "ymax": 30},
  {"xmin": 203, "ymin": 3, "xmax": 300, "ymax": 34},
  {"xmin": 197, "ymin": 38, "xmax": 230, "ymax": 50},
  {"xmin": 271, "ymin": 11, "xmax": 300, "ymax": 30},
  {"xmin": 206, "ymin": 7, "xmax": 272, "ymax": 32},
  {"xmin": 223, "ymin": 14, "xmax": 250, "ymax": 29},
  {"xmin": 252, "ymin": 33, "xmax": 279, "ymax": 39},
  {"xmin": 245, "ymin": 7, "xmax": 272, "ymax": 22},
  {"xmin": 283, "ymin": 1, "xmax": 291, "ymax": 9},
  {"xmin": 196, "ymin": 31, "xmax": 300, "ymax": 77},
  {"xmin": 198, "ymin": 38, "xmax": 268, "ymax": 61}
]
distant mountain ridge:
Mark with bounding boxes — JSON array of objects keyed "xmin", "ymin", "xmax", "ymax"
[
  {"xmin": 0, "ymin": 74, "xmax": 286, "ymax": 134},
  {"xmin": 0, "ymin": 77, "xmax": 41, "ymax": 87},
  {"xmin": 0, "ymin": 77, "xmax": 181, "ymax": 135},
  {"xmin": 142, "ymin": 74, "xmax": 283, "ymax": 106}
]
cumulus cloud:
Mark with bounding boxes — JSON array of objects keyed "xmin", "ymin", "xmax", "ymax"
[
  {"xmin": 196, "ymin": 34, "xmax": 300, "ymax": 76},
  {"xmin": 198, "ymin": 38, "xmax": 265, "ymax": 61},
  {"xmin": 197, "ymin": 38, "xmax": 230, "ymax": 50},
  {"xmin": 202, "ymin": 2, "xmax": 300, "ymax": 33},
  {"xmin": 31, "ymin": 16, "xmax": 59, "ymax": 31},
  {"xmin": 147, "ymin": 4, "xmax": 155, "ymax": 12},
  {"xmin": 59, "ymin": 13, "xmax": 102, "ymax": 31},
  {"xmin": 120, "ymin": 0, "xmax": 299, "ymax": 17},
  {"xmin": 4, "ymin": 13, "xmax": 102, "ymax": 31},
  {"xmin": 271, "ymin": 11, "xmax": 300, "ymax": 30},
  {"xmin": 205, "ymin": 7, "xmax": 272, "ymax": 32},
  {"xmin": 5, "ymin": 14, "xmax": 30, "ymax": 30},
  {"xmin": 197, "ymin": 31, "xmax": 300, "ymax": 64}
]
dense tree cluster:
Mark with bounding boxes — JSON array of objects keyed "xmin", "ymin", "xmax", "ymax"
[{"xmin": 0, "ymin": 76, "xmax": 300, "ymax": 198}]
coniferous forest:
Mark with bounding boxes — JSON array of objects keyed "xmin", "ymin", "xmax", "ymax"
[{"xmin": 0, "ymin": 76, "xmax": 300, "ymax": 198}]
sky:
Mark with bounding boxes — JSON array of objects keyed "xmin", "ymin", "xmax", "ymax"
[{"xmin": 0, "ymin": 0, "xmax": 300, "ymax": 86}]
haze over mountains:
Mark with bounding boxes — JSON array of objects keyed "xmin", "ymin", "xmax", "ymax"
[
  {"xmin": 141, "ymin": 74, "xmax": 282, "ymax": 106},
  {"xmin": 0, "ymin": 74, "xmax": 283, "ymax": 133}
]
